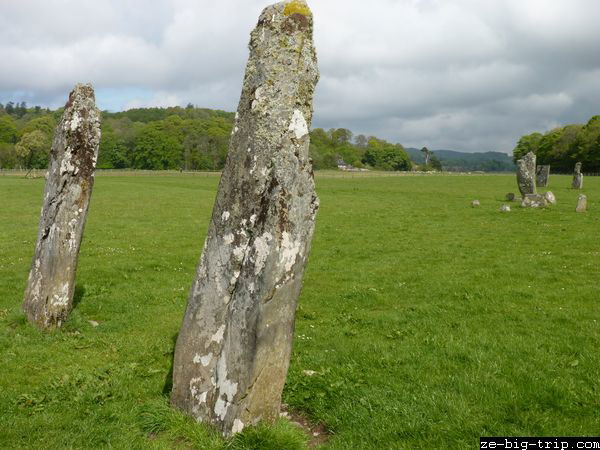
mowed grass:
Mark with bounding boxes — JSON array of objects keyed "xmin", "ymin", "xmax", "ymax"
[{"xmin": 1, "ymin": 172, "xmax": 599, "ymax": 449}]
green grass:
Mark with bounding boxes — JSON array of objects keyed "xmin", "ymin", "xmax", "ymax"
[{"xmin": 1, "ymin": 172, "xmax": 599, "ymax": 448}]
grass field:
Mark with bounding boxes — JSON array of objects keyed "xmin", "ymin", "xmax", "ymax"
[{"xmin": 1, "ymin": 172, "xmax": 599, "ymax": 449}]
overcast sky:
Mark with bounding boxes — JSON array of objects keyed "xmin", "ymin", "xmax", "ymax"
[{"xmin": 1, "ymin": 0, "xmax": 599, "ymax": 153}]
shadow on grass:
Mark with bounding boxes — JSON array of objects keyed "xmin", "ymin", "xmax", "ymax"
[
  {"xmin": 162, "ymin": 332, "xmax": 178, "ymax": 395},
  {"xmin": 72, "ymin": 284, "xmax": 86, "ymax": 310}
]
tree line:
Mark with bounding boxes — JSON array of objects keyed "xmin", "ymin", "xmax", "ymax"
[
  {"xmin": 0, "ymin": 102, "xmax": 422, "ymax": 172},
  {"xmin": 513, "ymin": 115, "xmax": 600, "ymax": 172}
]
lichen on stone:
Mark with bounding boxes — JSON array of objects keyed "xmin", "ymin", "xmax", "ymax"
[{"xmin": 283, "ymin": 0, "xmax": 311, "ymax": 17}]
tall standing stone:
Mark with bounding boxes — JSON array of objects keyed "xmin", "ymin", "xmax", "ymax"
[
  {"xmin": 572, "ymin": 162, "xmax": 583, "ymax": 189},
  {"xmin": 536, "ymin": 165, "xmax": 550, "ymax": 187},
  {"xmin": 516, "ymin": 152, "xmax": 536, "ymax": 196},
  {"xmin": 22, "ymin": 84, "xmax": 101, "ymax": 329},
  {"xmin": 171, "ymin": 0, "xmax": 319, "ymax": 436}
]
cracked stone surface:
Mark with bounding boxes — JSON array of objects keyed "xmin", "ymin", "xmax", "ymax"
[
  {"xmin": 536, "ymin": 165, "xmax": 550, "ymax": 187},
  {"xmin": 572, "ymin": 162, "xmax": 583, "ymax": 189},
  {"xmin": 516, "ymin": 152, "xmax": 536, "ymax": 197},
  {"xmin": 22, "ymin": 84, "xmax": 100, "ymax": 329},
  {"xmin": 170, "ymin": 0, "xmax": 319, "ymax": 436}
]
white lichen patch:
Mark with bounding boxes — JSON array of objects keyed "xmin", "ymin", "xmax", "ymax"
[
  {"xmin": 232, "ymin": 245, "xmax": 247, "ymax": 262},
  {"xmin": 196, "ymin": 353, "xmax": 213, "ymax": 366},
  {"xmin": 52, "ymin": 282, "xmax": 70, "ymax": 306},
  {"xmin": 250, "ymin": 214, "xmax": 257, "ymax": 225},
  {"xmin": 217, "ymin": 358, "xmax": 238, "ymax": 403},
  {"xmin": 253, "ymin": 232, "xmax": 273, "ymax": 274},
  {"xmin": 214, "ymin": 398, "xmax": 228, "ymax": 420},
  {"xmin": 232, "ymin": 419, "xmax": 245, "ymax": 434},
  {"xmin": 288, "ymin": 109, "xmax": 309, "ymax": 139},
  {"xmin": 230, "ymin": 271, "xmax": 241, "ymax": 286},
  {"xmin": 223, "ymin": 233, "xmax": 235, "ymax": 245},
  {"xmin": 60, "ymin": 156, "xmax": 76, "ymax": 175},
  {"xmin": 280, "ymin": 231, "xmax": 302, "ymax": 272},
  {"xmin": 69, "ymin": 112, "xmax": 82, "ymax": 131},
  {"xmin": 221, "ymin": 211, "xmax": 230, "ymax": 222},
  {"xmin": 211, "ymin": 324, "xmax": 226, "ymax": 344},
  {"xmin": 212, "ymin": 356, "xmax": 239, "ymax": 421},
  {"xmin": 248, "ymin": 282, "xmax": 255, "ymax": 294}
]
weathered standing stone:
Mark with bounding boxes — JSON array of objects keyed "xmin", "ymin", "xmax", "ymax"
[
  {"xmin": 171, "ymin": 0, "xmax": 319, "ymax": 436},
  {"xmin": 516, "ymin": 152, "xmax": 536, "ymax": 196},
  {"xmin": 572, "ymin": 162, "xmax": 583, "ymax": 189},
  {"xmin": 536, "ymin": 165, "xmax": 550, "ymax": 187},
  {"xmin": 471, "ymin": 200, "xmax": 480, "ymax": 208},
  {"xmin": 576, "ymin": 194, "xmax": 587, "ymax": 212},
  {"xmin": 544, "ymin": 191, "xmax": 556, "ymax": 205},
  {"xmin": 506, "ymin": 193, "xmax": 516, "ymax": 202},
  {"xmin": 22, "ymin": 84, "xmax": 100, "ymax": 329},
  {"xmin": 521, "ymin": 193, "xmax": 548, "ymax": 208}
]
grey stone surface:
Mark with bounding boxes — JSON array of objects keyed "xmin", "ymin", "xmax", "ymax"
[
  {"xmin": 536, "ymin": 165, "xmax": 550, "ymax": 187},
  {"xmin": 516, "ymin": 152, "xmax": 536, "ymax": 196},
  {"xmin": 22, "ymin": 84, "xmax": 100, "ymax": 329},
  {"xmin": 471, "ymin": 200, "xmax": 480, "ymax": 207},
  {"xmin": 544, "ymin": 191, "xmax": 556, "ymax": 205},
  {"xmin": 506, "ymin": 193, "xmax": 516, "ymax": 202},
  {"xmin": 576, "ymin": 194, "xmax": 587, "ymax": 212},
  {"xmin": 500, "ymin": 204, "xmax": 511, "ymax": 212},
  {"xmin": 170, "ymin": 0, "xmax": 319, "ymax": 436},
  {"xmin": 521, "ymin": 193, "xmax": 548, "ymax": 208},
  {"xmin": 572, "ymin": 162, "xmax": 583, "ymax": 189}
]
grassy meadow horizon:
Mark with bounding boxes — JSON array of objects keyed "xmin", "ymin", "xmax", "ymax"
[{"xmin": 1, "ymin": 172, "xmax": 599, "ymax": 448}]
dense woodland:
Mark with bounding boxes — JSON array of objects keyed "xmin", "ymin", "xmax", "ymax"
[
  {"xmin": 1, "ymin": 102, "xmax": 523, "ymax": 172},
  {"xmin": 513, "ymin": 115, "xmax": 600, "ymax": 172},
  {"xmin": 0, "ymin": 103, "xmax": 416, "ymax": 172}
]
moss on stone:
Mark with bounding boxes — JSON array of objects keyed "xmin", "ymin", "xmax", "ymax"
[{"xmin": 283, "ymin": 0, "xmax": 311, "ymax": 17}]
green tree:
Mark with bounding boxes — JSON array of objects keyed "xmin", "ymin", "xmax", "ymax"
[
  {"xmin": 19, "ymin": 115, "xmax": 56, "ymax": 138},
  {"xmin": 0, "ymin": 143, "xmax": 17, "ymax": 169},
  {"xmin": 430, "ymin": 154, "xmax": 443, "ymax": 171},
  {"xmin": 512, "ymin": 132, "xmax": 543, "ymax": 162},
  {"xmin": 363, "ymin": 138, "xmax": 412, "ymax": 171},
  {"xmin": 0, "ymin": 115, "xmax": 18, "ymax": 143},
  {"xmin": 15, "ymin": 130, "xmax": 51, "ymax": 169},
  {"xmin": 132, "ymin": 121, "xmax": 183, "ymax": 169}
]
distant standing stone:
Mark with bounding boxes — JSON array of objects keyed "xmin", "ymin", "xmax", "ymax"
[
  {"xmin": 576, "ymin": 194, "xmax": 587, "ymax": 212},
  {"xmin": 506, "ymin": 193, "xmax": 516, "ymax": 202},
  {"xmin": 170, "ymin": 0, "xmax": 319, "ymax": 437},
  {"xmin": 471, "ymin": 200, "xmax": 480, "ymax": 207},
  {"xmin": 516, "ymin": 152, "xmax": 536, "ymax": 196},
  {"xmin": 500, "ymin": 204, "xmax": 511, "ymax": 212},
  {"xmin": 572, "ymin": 162, "xmax": 583, "ymax": 189},
  {"xmin": 521, "ymin": 193, "xmax": 548, "ymax": 208},
  {"xmin": 536, "ymin": 165, "xmax": 550, "ymax": 187},
  {"xmin": 544, "ymin": 191, "xmax": 556, "ymax": 205},
  {"xmin": 22, "ymin": 84, "xmax": 101, "ymax": 329}
]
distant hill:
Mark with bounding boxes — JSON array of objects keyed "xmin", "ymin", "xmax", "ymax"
[{"xmin": 405, "ymin": 148, "xmax": 515, "ymax": 172}]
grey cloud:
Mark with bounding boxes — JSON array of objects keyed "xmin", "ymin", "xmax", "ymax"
[{"xmin": 1, "ymin": 0, "xmax": 599, "ymax": 153}]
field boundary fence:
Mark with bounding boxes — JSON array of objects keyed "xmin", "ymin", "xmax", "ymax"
[{"xmin": 2, "ymin": 168, "xmax": 600, "ymax": 179}]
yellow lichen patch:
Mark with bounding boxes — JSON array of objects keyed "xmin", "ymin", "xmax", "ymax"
[{"xmin": 283, "ymin": 0, "xmax": 311, "ymax": 17}]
